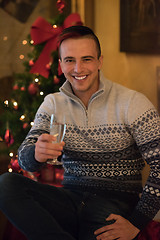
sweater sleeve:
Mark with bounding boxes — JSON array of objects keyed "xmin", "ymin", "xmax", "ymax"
[
  {"xmin": 18, "ymin": 111, "xmax": 51, "ymax": 172},
  {"xmin": 127, "ymin": 92, "xmax": 160, "ymax": 229},
  {"xmin": 18, "ymin": 94, "xmax": 55, "ymax": 172}
]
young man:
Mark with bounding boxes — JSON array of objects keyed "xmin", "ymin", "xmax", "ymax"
[{"xmin": 0, "ymin": 26, "xmax": 160, "ymax": 240}]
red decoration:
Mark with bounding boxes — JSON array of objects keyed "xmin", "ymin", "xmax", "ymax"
[
  {"xmin": 4, "ymin": 128, "xmax": 14, "ymax": 146},
  {"xmin": 22, "ymin": 171, "xmax": 40, "ymax": 181},
  {"xmin": 13, "ymin": 84, "xmax": 19, "ymax": 90},
  {"xmin": 56, "ymin": 0, "xmax": 65, "ymax": 13},
  {"xmin": 46, "ymin": 62, "xmax": 52, "ymax": 70},
  {"xmin": 9, "ymin": 158, "xmax": 21, "ymax": 172},
  {"xmin": 54, "ymin": 167, "xmax": 64, "ymax": 185},
  {"xmin": 138, "ymin": 220, "xmax": 160, "ymax": 240},
  {"xmin": 28, "ymin": 83, "xmax": 39, "ymax": 95},
  {"xmin": 30, "ymin": 14, "xmax": 82, "ymax": 78},
  {"xmin": 40, "ymin": 164, "xmax": 55, "ymax": 183},
  {"xmin": 21, "ymin": 86, "xmax": 26, "ymax": 91},
  {"xmin": 23, "ymin": 123, "xmax": 28, "ymax": 129},
  {"xmin": 53, "ymin": 75, "xmax": 60, "ymax": 84},
  {"xmin": 29, "ymin": 59, "xmax": 34, "ymax": 66}
]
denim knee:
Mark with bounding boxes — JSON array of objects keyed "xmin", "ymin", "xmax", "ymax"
[
  {"xmin": 0, "ymin": 172, "xmax": 21, "ymax": 204},
  {"xmin": 0, "ymin": 171, "xmax": 16, "ymax": 185},
  {"xmin": 0, "ymin": 172, "xmax": 12, "ymax": 188}
]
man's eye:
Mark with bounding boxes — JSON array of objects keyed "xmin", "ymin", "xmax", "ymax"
[
  {"xmin": 65, "ymin": 59, "xmax": 74, "ymax": 63},
  {"xmin": 83, "ymin": 58, "xmax": 92, "ymax": 62}
]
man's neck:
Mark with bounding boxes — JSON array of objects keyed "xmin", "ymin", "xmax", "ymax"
[{"xmin": 73, "ymin": 84, "xmax": 99, "ymax": 108}]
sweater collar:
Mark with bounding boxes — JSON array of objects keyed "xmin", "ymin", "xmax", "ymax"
[{"xmin": 60, "ymin": 71, "xmax": 113, "ymax": 99}]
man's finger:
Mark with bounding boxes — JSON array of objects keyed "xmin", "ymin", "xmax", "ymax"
[
  {"xmin": 106, "ymin": 213, "xmax": 119, "ymax": 221},
  {"xmin": 38, "ymin": 133, "xmax": 55, "ymax": 142},
  {"xmin": 94, "ymin": 224, "xmax": 114, "ymax": 236}
]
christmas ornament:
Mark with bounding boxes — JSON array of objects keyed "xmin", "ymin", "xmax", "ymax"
[
  {"xmin": 4, "ymin": 128, "xmax": 14, "ymax": 146},
  {"xmin": 53, "ymin": 75, "xmax": 60, "ymax": 84},
  {"xmin": 21, "ymin": 86, "xmax": 26, "ymax": 91},
  {"xmin": 23, "ymin": 122, "xmax": 28, "ymax": 129},
  {"xmin": 9, "ymin": 157, "xmax": 21, "ymax": 172},
  {"xmin": 13, "ymin": 84, "xmax": 19, "ymax": 90},
  {"xmin": 30, "ymin": 14, "xmax": 82, "ymax": 78},
  {"xmin": 46, "ymin": 62, "xmax": 52, "ymax": 70},
  {"xmin": 56, "ymin": 0, "xmax": 65, "ymax": 13},
  {"xmin": 29, "ymin": 59, "xmax": 34, "ymax": 66},
  {"xmin": 28, "ymin": 83, "xmax": 39, "ymax": 95}
]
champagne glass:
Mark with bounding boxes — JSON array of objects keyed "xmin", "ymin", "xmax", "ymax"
[{"xmin": 47, "ymin": 114, "xmax": 66, "ymax": 165}]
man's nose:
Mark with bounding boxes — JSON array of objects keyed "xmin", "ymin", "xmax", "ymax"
[{"xmin": 74, "ymin": 61, "xmax": 83, "ymax": 73}]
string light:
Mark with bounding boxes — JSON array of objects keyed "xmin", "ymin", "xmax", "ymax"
[
  {"xmin": 30, "ymin": 40, "xmax": 34, "ymax": 44},
  {"xmin": 9, "ymin": 152, "xmax": 14, "ymax": 157},
  {"xmin": 19, "ymin": 55, "xmax": 24, "ymax": 60},
  {"xmin": 20, "ymin": 115, "xmax": 25, "ymax": 120},
  {"xmin": 8, "ymin": 168, "xmax": 13, "ymax": 173},
  {"xmin": 3, "ymin": 36, "xmax": 8, "ymax": 41},
  {"xmin": 53, "ymin": 24, "xmax": 57, "ymax": 28},
  {"xmin": 35, "ymin": 78, "xmax": 39, "ymax": 82},
  {"xmin": 30, "ymin": 122, "xmax": 34, "ymax": 126},
  {"xmin": 22, "ymin": 40, "xmax": 27, "ymax": 45},
  {"xmin": 13, "ymin": 101, "xmax": 18, "ymax": 110},
  {"xmin": 4, "ymin": 100, "xmax": 9, "ymax": 106},
  {"xmin": 13, "ymin": 101, "xmax": 18, "ymax": 107},
  {"xmin": 40, "ymin": 91, "xmax": 44, "ymax": 95}
]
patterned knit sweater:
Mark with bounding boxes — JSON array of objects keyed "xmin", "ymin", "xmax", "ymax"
[{"xmin": 18, "ymin": 72, "xmax": 160, "ymax": 230}]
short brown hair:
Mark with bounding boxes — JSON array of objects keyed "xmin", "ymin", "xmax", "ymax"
[{"xmin": 58, "ymin": 25, "xmax": 101, "ymax": 58}]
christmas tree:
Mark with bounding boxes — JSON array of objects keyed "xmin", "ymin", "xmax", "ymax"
[{"xmin": 0, "ymin": 0, "xmax": 82, "ymax": 172}]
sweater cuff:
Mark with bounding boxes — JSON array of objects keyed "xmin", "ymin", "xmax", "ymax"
[
  {"xmin": 27, "ymin": 145, "xmax": 44, "ymax": 168},
  {"xmin": 19, "ymin": 145, "xmax": 44, "ymax": 172},
  {"xmin": 128, "ymin": 209, "xmax": 151, "ymax": 230}
]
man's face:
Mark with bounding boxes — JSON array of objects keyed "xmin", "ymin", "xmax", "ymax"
[{"xmin": 59, "ymin": 37, "xmax": 103, "ymax": 99}]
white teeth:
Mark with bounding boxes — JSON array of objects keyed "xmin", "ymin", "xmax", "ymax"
[{"xmin": 74, "ymin": 76, "xmax": 86, "ymax": 80}]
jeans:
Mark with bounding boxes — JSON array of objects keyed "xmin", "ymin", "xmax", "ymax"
[{"xmin": 0, "ymin": 172, "xmax": 139, "ymax": 240}]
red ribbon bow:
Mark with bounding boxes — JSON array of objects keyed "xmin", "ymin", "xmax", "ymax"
[{"xmin": 30, "ymin": 13, "xmax": 82, "ymax": 78}]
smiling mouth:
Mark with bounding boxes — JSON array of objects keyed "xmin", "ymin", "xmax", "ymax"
[{"xmin": 74, "ymin": 75, "xmax": 87, "ymax": 80}]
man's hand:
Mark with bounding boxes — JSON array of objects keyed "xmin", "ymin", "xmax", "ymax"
[
  {"xmin": 94, "ymin": 214, "xmax": 140, "ymax": 240},
  {"xmin": 35, "ymin": 133, "xmax": 65, "ymax": 163}
]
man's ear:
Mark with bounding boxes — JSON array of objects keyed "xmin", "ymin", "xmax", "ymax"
[
  {"xmin": 58, "ymin": 58, "xmax": 64, "ymax": 74},
  {"xmin": 98, "ymin": 55, "xmax": 103, "ymax": 70},
  {"xmin": 59, "ymin": 58, "xmax": 62, "ymax": 68}
]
